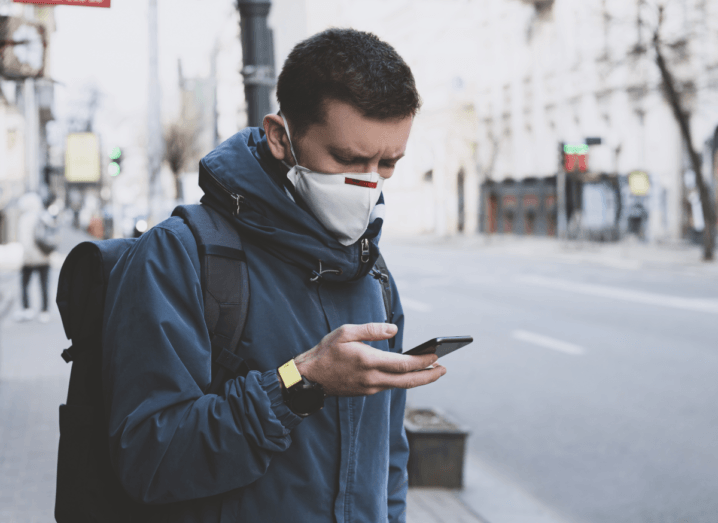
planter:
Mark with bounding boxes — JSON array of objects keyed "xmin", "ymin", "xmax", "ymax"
[{"xmin": 404, "ymin": 407, "xmax": 469, "ymax": 489}]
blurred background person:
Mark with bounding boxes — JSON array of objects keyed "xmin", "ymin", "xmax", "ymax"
[{"xmin": 14, "ymin": 192, "xmax": 54, "ymax": 323}]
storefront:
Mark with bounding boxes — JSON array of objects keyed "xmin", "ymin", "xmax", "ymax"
[{"xmin": 479, "ymin": 177, "xmax": 557, "ymax": 236}]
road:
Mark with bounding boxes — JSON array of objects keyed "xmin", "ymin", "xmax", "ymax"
[{"xmin": 384, "ymin": 238, "xmax": 718, "ymax": 523}]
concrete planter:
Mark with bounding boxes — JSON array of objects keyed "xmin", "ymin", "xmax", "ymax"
[{"xmin": 404, "ymin": 407, "xmax": 469, "ymax": 489}]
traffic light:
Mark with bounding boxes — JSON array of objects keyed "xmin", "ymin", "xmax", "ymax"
[
  {"xmin": 563, "ymin": 143, "xmax": 588, "ymax": 172},
  {"xmin": 108, "ymin": 146, "xmax": 123, "ymax": 177}
]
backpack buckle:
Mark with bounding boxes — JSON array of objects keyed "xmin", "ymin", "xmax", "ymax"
[{"xmin": 61, "ymin": 347, "xmax": 74, "ymax": 363}]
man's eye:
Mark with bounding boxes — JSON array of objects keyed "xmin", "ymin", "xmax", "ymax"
[
  {"xmin": 380, "ymin": 162, "xmax": 396, "ymax": 169},
  {"xmin": 333, "ymin": 155, "xmax": 355, "ymax": 165}
]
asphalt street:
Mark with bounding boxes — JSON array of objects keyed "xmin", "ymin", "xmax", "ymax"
[{"xmin": 384, "ymin": 238, "xmax": 718, "ymax": 523}]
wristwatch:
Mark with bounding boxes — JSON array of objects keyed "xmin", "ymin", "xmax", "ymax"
[{"xmin": 277, "ymin": 359, "xmax": 325, "ymax": 417}]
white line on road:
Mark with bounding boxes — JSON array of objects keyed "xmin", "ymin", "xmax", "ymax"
[
  {"xmin": 401, "ymin": 298, "xmax": 433, "ymax": 313},
  {"xmin": 512, "ymin": 329, "xmax": 586, "ymax": 355},
  {"xmin": 517, "ymin": 275, "xmax": 718, "ymax": 314}
]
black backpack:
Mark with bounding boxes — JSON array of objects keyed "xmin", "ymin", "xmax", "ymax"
[{"xmin": 54, "ymin": 203, "xmax": 393, "ymax": 522}]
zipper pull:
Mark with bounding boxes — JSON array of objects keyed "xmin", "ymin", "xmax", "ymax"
[
  {"xmin": 360, "ymin": 238, "xmax": 370, "ymax": 264},
  {"xmin": 232, "ymin": 194, "xmax": 244, "ymax": 215}
]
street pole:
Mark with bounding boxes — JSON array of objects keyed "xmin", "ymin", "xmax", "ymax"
[
  {"xmin": 147, "ymin": 0, "xmax": 163, "ymax": 225},
  {"xmin": 237, "ymin": 0, "xmax": 274, "ymax": 127},
  {"xmin": 557, "ymin": 142, "xmax": 567, "ymax": 240},
  {"xmin": 22, "ymin": 78, "xmax": 39, "ymax": 193}
]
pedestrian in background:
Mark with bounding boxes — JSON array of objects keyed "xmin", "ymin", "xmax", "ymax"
[{"xmin": 15, "ymin": 192, "xmax": 52, "ymax": 323}]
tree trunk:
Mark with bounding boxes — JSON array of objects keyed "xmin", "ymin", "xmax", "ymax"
[
  {"xmin": 654, "ymin": 37, "xmax": 715, "ymax": 261},
  {"xmin": 174, "ymin": 174, "xmax": 184, "ymax": 203}
]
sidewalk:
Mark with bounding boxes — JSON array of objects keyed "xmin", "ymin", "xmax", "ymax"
[
  {"xmin": 389, "ymin": 232, "xmax": 718, "ymax": 275},
  {"xmin": 0, "ymin": 270, "xmax": 69, "ymax": 523}
]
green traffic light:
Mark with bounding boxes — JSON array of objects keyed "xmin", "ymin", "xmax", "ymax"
[
  {"xmin": 109, "ymin": 146, "xmax": 122, "ymax": 160},
  {"xmin": 109, "ymin": 161, "xmax": 121, "ymax": 177},
  {"xmin": 564, "ymin": 144, "xmax": 589, "ymax": 155}
]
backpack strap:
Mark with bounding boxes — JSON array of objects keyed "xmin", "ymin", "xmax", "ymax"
[
  {"xmin": 172, "ymin": 204, "xmax": 253, "ymax": 394},
  {"xmin": 372, "ymin": 254, "xmax": 395, "ymax": 349}
]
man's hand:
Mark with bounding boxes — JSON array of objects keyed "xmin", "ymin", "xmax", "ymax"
[{"xmin": 293, "ymin": 323, "xmax": 446, "ymax": 396}]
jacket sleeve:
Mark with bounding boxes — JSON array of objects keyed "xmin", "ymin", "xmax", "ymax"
[
  {"xmin": 102, "ymin": 223, "xmax": 303, "ymax": 505},
  {"xmin": 386, "ymin": 272, "xmax": 410, "ymax": 523}
]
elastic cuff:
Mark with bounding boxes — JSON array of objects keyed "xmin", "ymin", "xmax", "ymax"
[{"xmin": 259, "ymin": 369, "xmax": 303, "ymax": 433}]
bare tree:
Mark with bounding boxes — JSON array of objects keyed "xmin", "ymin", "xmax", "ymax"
[
  {"xmin": 163, "ymin": 122, "xmax": 197, "ymax": 202},
  {"xmin": 599, "ymin": 0, "xmax": 716, "ymax": 259},
  {"xmin": 650, "ymin": 3, "xmax": 715, "ymax": 260}
]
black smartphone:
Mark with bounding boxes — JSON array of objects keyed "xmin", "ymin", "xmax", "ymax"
[{"xmin": 403, "ymin": 336, "xmax": 473, "ymax": 359}]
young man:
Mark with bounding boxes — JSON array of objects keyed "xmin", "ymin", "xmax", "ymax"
[{"xmin": 103, "ymin": 28, "xmax": 445, "ymax": 522}]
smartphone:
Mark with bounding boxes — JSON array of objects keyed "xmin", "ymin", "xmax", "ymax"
[{"xmin": 403, "ymin": 336, "xmax": 473, "ymax": 359}]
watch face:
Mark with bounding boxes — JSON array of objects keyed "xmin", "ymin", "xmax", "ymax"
[{"xmin": 290, "ymin": 387, "xmax": 325, "ymax": 416}]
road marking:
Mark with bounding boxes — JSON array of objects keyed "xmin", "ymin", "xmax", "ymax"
[
  {"xmin": 512, "ymin": 329, "xmax": 586, "ymax": 355},
  {"xmin": 518, "ymin": 275, "xmax": 718, "ymax": 314},
  {"xmin": 401, "ymin": 298, "xmax": 433, "ymax": 313}
]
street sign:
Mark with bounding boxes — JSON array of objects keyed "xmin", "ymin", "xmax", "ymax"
[
  {"xmin": 628, "ymin": 170, "xmax": 650, "ymax": 196},
  {"xmin": 65, "ymin": 133, "xmax": 101, "ymax": 183},
  {"xmin": 12, "ymin": 0, "xmax": 111, "ymax": 7}
]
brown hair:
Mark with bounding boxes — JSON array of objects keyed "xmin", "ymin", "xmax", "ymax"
[{"xmin": 276, "ymin": 28, "xmax": 421, "ymax": 137}]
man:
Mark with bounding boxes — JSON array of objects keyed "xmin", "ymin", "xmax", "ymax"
[{"xmin": 103, "ymin": 28, "xmax": 445, "ymax": 522}]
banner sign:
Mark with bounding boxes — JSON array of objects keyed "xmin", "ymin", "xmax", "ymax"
[
  {"xmin": 13, "ymin": 0, "xmax": 111, "ymax": 8},
  {"xmin": 628, "ymin": 171, "xmax": 650, "ymax": 196},
  {"xmin": 65, "ymin": 133, "xmax": 101, "ymax": 183}
]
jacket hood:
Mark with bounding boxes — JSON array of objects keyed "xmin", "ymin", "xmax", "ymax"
[{"xmin": 198, "ymin": 128, "xmax": 382, "ymax": 283}]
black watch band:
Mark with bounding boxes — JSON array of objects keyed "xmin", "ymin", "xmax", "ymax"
[{"xmin": 277, "ymin": 360, "xmax": 325, "ymax": 417}]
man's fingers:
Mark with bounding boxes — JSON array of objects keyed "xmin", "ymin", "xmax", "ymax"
[
  {"xmin": 375, "ymin": 364, "xmax": 447, "ymax": 390},
  {"xmin": 369, "ymin": 351, "xmax": 438, "ymax": 373},
  {"xmin": 336, "ymin": 323, "xmax": 398, "ymax": 343}
]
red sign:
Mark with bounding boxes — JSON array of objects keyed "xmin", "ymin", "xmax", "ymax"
[{"xmin": 13, "ymin": 0, "xmax": 111, "ymax": 7}]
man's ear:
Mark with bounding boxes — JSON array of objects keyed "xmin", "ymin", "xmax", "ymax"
[{"xmin": 263, "ymin": 114, "xmax": 295, "ymax": 166}]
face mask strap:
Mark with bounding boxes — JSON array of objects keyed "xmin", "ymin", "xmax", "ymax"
[{"xmin": 279, "ymin": 112, "xmax": 300, "ymax": 167}]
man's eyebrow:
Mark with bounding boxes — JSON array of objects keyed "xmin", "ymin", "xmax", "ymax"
[{"xmin": 328, "ymin": 146, "xmax": 405, "ymax": 162}]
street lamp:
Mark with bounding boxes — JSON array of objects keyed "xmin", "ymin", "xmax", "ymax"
[{"xmin": 236, "ymin": 0, "xmax": 274, "ymax": 127}]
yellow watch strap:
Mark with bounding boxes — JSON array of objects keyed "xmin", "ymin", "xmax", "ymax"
[{"xmin": 278, "ymin": 359, "xmax": 302, "ymax": 389}]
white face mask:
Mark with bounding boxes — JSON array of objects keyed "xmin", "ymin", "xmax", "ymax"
[{"xmin": 281, "ymin": 114, "xmax": 385, "ymax": 246}]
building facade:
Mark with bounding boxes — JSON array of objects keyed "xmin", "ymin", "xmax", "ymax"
[
  {"xmin": 0, "ymin": 0, "xmax": 56, "ymax": 242},
  {"xmin": 266, "ymin": 0, "xmax": 718, "ymax": 240}
]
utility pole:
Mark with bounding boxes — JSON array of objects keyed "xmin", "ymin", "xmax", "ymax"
[
  {"xmin": 147, "ymin": 0, "xmax": 163, "ymax": 225},
  {"xmin": 557, "ymin": 142, "xmax": 567, "ymax": 239},
  {"xmin": 22, "ymin": 78, "xmax": 39, "ymax": 193},
  {"xmin": 211, "ymin": 42, "xmax": 220, "ymax": 148},
  {"xmin": 237, "ymin": 0, "xmax": 274, "ymax": 127}
]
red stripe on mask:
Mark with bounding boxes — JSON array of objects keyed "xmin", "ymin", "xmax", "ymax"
[{"xmin": 345, "ymin": 178, "xmax": 378, "ymax": 189}]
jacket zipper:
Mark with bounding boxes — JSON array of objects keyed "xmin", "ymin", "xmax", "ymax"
[
  {"xmin": 360, "ymin": 238, "xmax": 370, "ymax": 264},
  {"xmin": 202, "ymin": 164, "xmax": 245, "ymax": 215}
]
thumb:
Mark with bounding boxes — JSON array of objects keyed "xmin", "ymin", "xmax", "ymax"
[{"xmin": 338, "ymin": 323, "xmax": 397, "ymax": 342}]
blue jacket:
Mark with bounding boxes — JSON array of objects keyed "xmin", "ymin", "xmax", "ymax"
[{"xmin": 102, "ymin": 128, "xmax": 409, "ymax": 522}]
